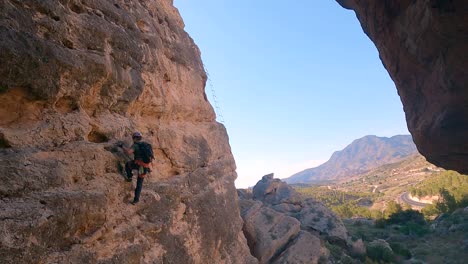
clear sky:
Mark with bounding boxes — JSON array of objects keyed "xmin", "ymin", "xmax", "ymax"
[{"xmin": 174, "ymin": 1, "xmax": 410, "ymax": 188}]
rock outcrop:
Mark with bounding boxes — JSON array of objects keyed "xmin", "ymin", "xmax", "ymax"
[
  {"xmin": 0, "ymin": 1, "xmax": 256, "ymax": 263},
  {"xmin": 336, "ymin": 0, "xmax": 468, "ymax": 173},
  {"xmin": 239, "ymin": 174, "xmax": 351, "ymax": 263},
  {"xmin": 240, "ymin": 200, "xmax": 302, "ymax": 263}
]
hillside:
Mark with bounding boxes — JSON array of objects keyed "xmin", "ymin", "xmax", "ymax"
[
  {"xmin": 343, "ymin": 207, "xmax": 468, "ymax": 264},
  {"xmin": 286, "ymin": 135, "xmax": 418, "ymax": 184},
  {"xmin": 334, "ymin": 154, "xmax": 443, "ymax": 211},
  {"xmin": 295, "ymin": 152, "xmax": 468, "ymax": 218},
  {"xmin": 293, "ymin": 154, "xmax": 468, "ymax": 263},
  {"xmin": 294, "ymin": 154, "xmax": 436, "ymax": 216}
]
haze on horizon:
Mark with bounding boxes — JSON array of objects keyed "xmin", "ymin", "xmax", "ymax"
[{"xmin": 175, "ymin": 1, "xmax": 410, "ymax": 188}]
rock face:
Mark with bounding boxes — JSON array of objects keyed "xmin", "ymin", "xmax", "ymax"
[
  {"xmin": 0, "ymin": 1, "xmax": 256, "ymax": 263},
  {"xmin": 336, "ymin": 0, "xmax": 468, "ymax": 174},
  {"xmin": 239, "ymin": 174, "xmax": 351, "ymax": 263}
]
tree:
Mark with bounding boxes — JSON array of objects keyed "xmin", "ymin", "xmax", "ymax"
[
  {"xmin": 387, "ymin": 209, "xmax": 426, "ymax": 225},
  {"xmin": 459, "ymin": 195, "xmax": 468, "ymax": 208},
  {"xmin": 436, "ymin": 188, "xmax": 457, "ymax": 213},
  {"xmin": 371, "ymin": 210, "xmax": 384, "ymax": 219},
  {"xmin": 402, "ymin": 203, "xmax": 412, "ymax": 211},
  {"xmin": 384, "ymin": 201, "xmax": 402, "ymax": 219},
  {"xmin": 333, "ymin": 205, "xmax": 353, "ymax": 218},
  {"xmin": 421, "ymin": 204, "xmax": 439, "ymax": 218}
]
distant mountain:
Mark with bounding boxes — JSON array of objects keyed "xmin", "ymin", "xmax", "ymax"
[{"xmin": 285, "ymin": 135, "xmax": 418, "ymax": 184}]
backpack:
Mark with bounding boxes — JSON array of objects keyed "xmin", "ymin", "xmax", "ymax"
[{"xmin": 136, "ymin": 142, "xmax": 154, "ymax": 163}]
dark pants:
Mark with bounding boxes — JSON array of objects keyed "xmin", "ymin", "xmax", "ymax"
[
  {"xmin": 134, "ymin": 177, "xmax": 144, "ymax": 202},
  {"xmin": 125, "ymin": 160, "xmax": 139, "ymax": 179},
  {"xmin": 125, "ymin": 160, "xmax": 145, "ymax": 202}
]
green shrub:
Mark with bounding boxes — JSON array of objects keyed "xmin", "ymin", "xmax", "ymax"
[
  {"xmin": 458, "ymin": 195, "xmax": 468, "ymax": 207},
  {"xmin": 367, "ymin": 240, "xmax": 394, "ymax": 262},
  {"xmin": 390, "ymin": 242, "xmax": 412, "ymax": 259},
  {"xmin": 399, "ymin": 222, "xmax": 429, "ymax": 237},
  {"xmin": 421, "ymin": 204, "xmax": 439, "ymax": 218},
  {"xmin": 436, "ymin": 188, "xmax": 457, "ymax": 213},
  {"xmin": 353, "ymin": 229, "xmax": 370, "ymax": 242},
  {"xmin": 340, "ymin": 254, "xmax": 355, "ymax": 264},
  {"xmin": 384, "ymin": 201, "xmax": 402, "ymax": 219},
  {"xmin": 364, "ymin": 257, "xmax": 377, "ymax": 264},
  {"xmin": 325, "ymin": 242, "xmax": 343, "ymax": 259},
  {"xmin": 371, "ymin": 210, "xmax": 384, "ymax": 219},
  {"xmin": 412, "ymin": 171, "xmax": 468, "ymax": 202},
  {"xmin": 375, "ymin": 209, "xmax": 429, "ymax": 237},
  {"xmin": 374, "ymin": 218, "xmax": 386, "ymax": 229},
  {"xmin": 387, "ymin": 209, "xmax": 426, "ymax": 225}
]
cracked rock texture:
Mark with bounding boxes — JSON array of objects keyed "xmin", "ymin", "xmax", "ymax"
[
  {"xmin": 0, "ymin": 0, "xmax": 256, "ymax": 263},
  {"xmin": 239, "ymin": 174, "xmax": 350, "ymax": 263},
  {"xmin": 336, "ymin": 0, "xmax": 468, "ymax": 173}
]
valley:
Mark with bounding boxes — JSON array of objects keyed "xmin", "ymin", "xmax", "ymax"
[
  {"xmin": 287, "ymin": 148, "xmax": 468, "ymax": 263},
  {"xmin": 287, "ymin": 137, "xmax": 468, "ymax": 220}
]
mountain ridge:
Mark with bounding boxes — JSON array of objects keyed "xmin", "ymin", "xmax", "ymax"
[{"xmin": 285, "ymin": 135, "xmax": 418, "ymax": 184}]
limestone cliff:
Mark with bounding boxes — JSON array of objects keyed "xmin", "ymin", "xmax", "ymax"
[
  {"xmin": 336, "ymin": 0, "xmax": 468, "ymax": 173},
  {"xmin": 0, "ymin": 0, "xmax": 256, "ymax": 263}
]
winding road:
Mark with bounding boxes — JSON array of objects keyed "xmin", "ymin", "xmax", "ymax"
[{"xmin": 400, "ymin": 192, "xmax": 431, "ymax": 208}]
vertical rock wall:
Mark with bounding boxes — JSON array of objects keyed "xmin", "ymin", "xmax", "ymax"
[
  {"xmin": 0, "ymin": 0, "xmax": 256, "ymax": 263},
  {"xmin": 336, "ymin": 0, "xmax": 468, "ymax": 173}
]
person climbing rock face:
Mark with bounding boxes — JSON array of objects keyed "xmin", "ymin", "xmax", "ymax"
[{"xmin": 118, "ymin": 132, "xmax": 155, "ymax": 205}]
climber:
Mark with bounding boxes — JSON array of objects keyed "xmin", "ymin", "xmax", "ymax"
[{"xmin": 117, "ymin": 131, "xmax": 154, "ymax": 205}]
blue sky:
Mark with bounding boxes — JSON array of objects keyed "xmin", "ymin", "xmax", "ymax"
[{"xmin": 174, "ymin": 1, "xmax": 409, "ymax": 188}]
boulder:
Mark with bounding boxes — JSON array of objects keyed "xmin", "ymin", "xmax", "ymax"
[
  {"xmin": 253, "ymin": 174, "xmax": 302, "ymax": 205},
  {"xmin": 241, "ymin": 203, "xmax": 301, "ymax": 264},
  {"xmin": 252, "ymin": 175, "xmax": 349, "ymax": 246},
  {"xmin": 294, "ymin": 199, "xmax": 349, "ymax": 246},
  {"xmin": 271, "ymin": 231, "xmax": 323, "ymax": 264},
  {"xmin": 239, "ymin": 175, "xmax": 352, "ymax": 263}
]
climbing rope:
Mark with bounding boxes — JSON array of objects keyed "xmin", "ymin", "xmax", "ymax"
[{"xmin": 203, "ymin": 64, "xmax": 225, "ymax": 124}]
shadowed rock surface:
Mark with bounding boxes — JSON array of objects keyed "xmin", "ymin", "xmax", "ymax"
[
  {"xmin": 240, "ymin": 200, "xmax": 301, "ymax": 264},
  {"xmin": 272, "ymin": 231, "xmax": 323, "ymax": 264},
  {"xmin": 0, "ymin": 0, "xmax": 256, "ymax": 263},
  {"xmin": 239, "ymin": 175, "xmax": 351, "ymax": 263},
  {"xmin": 336, "ymin": 0, "xmax": 468, "ymax": 173}
]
